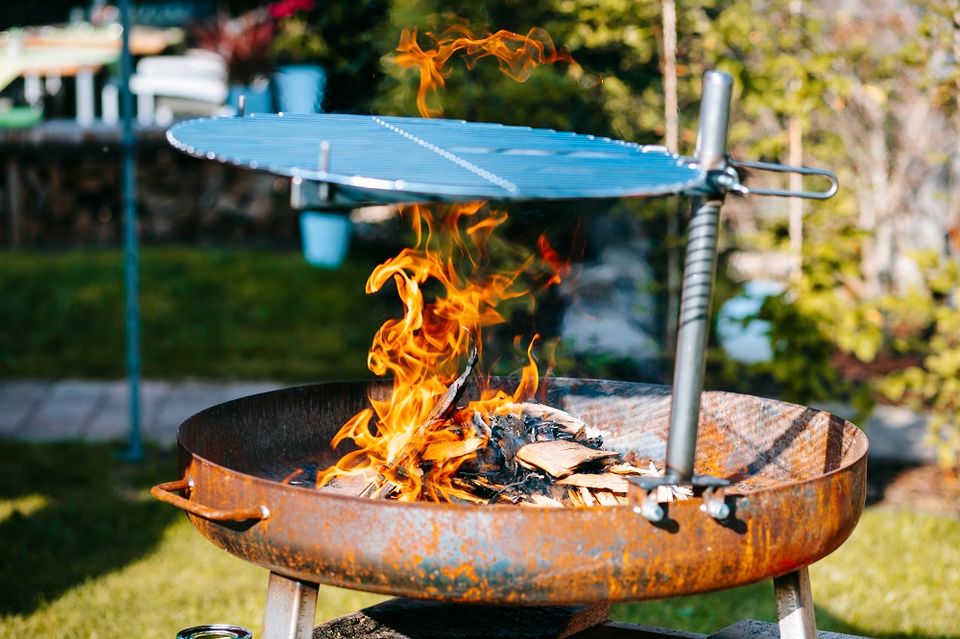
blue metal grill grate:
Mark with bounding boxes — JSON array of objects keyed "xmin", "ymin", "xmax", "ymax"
[{"xmin": 167, "ymin": 113, "xmax": 706, "ymax": 204}]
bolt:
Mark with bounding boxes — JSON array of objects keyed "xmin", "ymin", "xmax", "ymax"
[
  {"xmin": 634, "ymin": 499, "xmax": 664, "ymax": 523},
  {"xmin": 701, "ymin": 498, "xmax": 730, "ymax": 520},
  {"xmin": 715, "ymin": 173, "xmax": 736, "ymax": 188}
]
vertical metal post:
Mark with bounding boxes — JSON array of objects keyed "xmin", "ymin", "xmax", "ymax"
[
  {"xmin": 664, "ymin": 71, "xmax": 733, "ymax": 480},
  {"xmin": 118, "ymin": 0, "xmax": 142, "ymax": 461},
  {"xmin": 6, "ymin": 160, "xmax": 22, "ymax": 248},
  {"xmin": 263, "ymin": 572, "xmax": 319, "ymax": 639},
  {"xmin": 774, "ymin": 567, "xmax": 818, "ymax": 639}
]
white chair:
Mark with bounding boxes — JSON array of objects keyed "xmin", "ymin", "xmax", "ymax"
[{"xmin": 102, "ymin": 50, "xmax": 229, "ymax": 126}]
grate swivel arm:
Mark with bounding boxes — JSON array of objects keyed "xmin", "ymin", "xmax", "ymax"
[{"xmin": 664, "ymin": 70, "xmax": 733, "ymax": 483}]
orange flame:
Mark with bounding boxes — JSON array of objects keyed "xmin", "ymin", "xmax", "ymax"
[
  {"xmin": 318, "ymin": 204, "xmax": 547, "ymax": 501},
  {"xmin": 537, "ymin": 233, "xmax": 572, "ymax": 287},
  {"xmin": 317, "ymin": 22, "xmax": 574, "ymax": 503},
  {"xmin": 395, "ymin": 24, "xmax": 574, "ymax": 118}
]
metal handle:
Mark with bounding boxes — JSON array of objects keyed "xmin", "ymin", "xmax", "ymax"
[
  {"xmin": 151, "ymin": 478, "xmax": 270, "ymax": 522},
  {"xmin": 729, "ymin": 158, "xmax": 838, "ymax": 200}
]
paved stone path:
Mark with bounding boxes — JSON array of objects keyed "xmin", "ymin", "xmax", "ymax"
[
  {"xmin": 0, "ymin": 379, "xmax": 281, "ymax": 446},
  {"xmin": 0, "ymin": 379, "xmax": 940, "ymax": 462}
]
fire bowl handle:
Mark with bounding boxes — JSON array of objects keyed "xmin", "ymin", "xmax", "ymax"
[{"xmin": 151, "ymin": 478, "xmax": 270, "ymax": 522}]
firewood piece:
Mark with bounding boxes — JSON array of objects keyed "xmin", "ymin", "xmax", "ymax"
[
  {"xmin": 578, "ymin": 485, "xmax": 597, "ymax": 506},
  {"xmin": 427, "ymin": 346, "xmax": 479, "ymax": 422},
  {"xmin": 594, "ymin": 490, "xmax": 620, "ymax": 506},
  {"xmin": 522, "ymin": 494, "xmax": 565, "ymax": 508},
  {"xmin": 607, "ymin": 463, "xmax": 652, "ymax": 476},
  {"xmin": 360, "ymin": 347, "xmax": 478, "ymax": 498},
  {"xmin": 423, "ymin": 436, "xmax": 483, "ymax": 462},
  {"xmin": 558, "ymin": 473, "xmax": 629, "ymax": 494},
  {"xmin": 566, "ymin": 487, "xmax": 586, "ymax": 507},
  {"xmin": 503, "ymin": 402, "xmax": 587, "ymax": 436},
  {"xmin": 471, "ymin": 411, "xmax": 491, "ymax": 439},
  {"xmin": 515, "ymin": 440, "xmax": 619, "ymax": 479},
  {"xmin": 658, "ymin": 484, "xmax": 694, "ymax": 502}
]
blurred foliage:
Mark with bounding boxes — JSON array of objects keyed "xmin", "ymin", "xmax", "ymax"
[
  {"xmin": 712, "ymin": 1, "xmax": 960, "ymax": 471},
  {"xmin": 276, "ymin": 0, "xmax": 390, "ymax": 113}
]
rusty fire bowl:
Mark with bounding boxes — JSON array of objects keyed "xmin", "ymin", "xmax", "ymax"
[{"xmin": 158, "ymin": 378, "xmax": 867, "ymax": 605}]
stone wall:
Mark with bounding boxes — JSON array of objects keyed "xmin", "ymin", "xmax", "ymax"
[{"xmin": 1, "ymin": 144, "xmax": 298, "ymax": 248}]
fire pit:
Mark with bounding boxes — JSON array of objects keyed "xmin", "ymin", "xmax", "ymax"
[
  {"xmin": 157, "ymin": 378, "xmax": 866, "ymax": 600},
  {"xmin": 154, "ymin": 71, "xmax": 865, "ymax": 639}
]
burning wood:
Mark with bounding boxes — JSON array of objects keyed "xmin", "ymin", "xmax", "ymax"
[
  {"xmin": 515, "ymin": 441, "xmax": 619, "ymax": 479},
  {"xmin": 342, "ymin": 356, "xmax": 690, "ymax": 507},
  {"xmin": 309, "ymin": 25, "xmax": 678, "ymax": 506}
]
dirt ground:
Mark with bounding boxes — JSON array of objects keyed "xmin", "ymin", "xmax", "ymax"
[{"xmin": 867, "ymin": 459, "xmax": 960, "ymax": 517}]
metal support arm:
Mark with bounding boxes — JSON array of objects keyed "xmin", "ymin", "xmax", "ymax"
[{"xmin": 664, "ymin": 70, "xmax": 733, "ymax": 481}]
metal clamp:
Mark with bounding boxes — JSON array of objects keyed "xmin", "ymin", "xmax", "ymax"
[
  {"xmin": 151, "ymin": 477, "xmax": 270, "ymax": 522},
  {"xmin": 727, "ymin": 158, "xmax": 838, "ymax": 200}
]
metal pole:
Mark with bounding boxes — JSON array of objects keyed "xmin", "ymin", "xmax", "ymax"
[
  {"xmin": 119, "ymin": 0, "xmax": 142, "ymax": 461},
  {"xmin": 664, "ymin": 71, "xmax": 732, "ymax": 480}
]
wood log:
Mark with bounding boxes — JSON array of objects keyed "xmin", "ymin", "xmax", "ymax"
[
  {"xmin": 515, "ymin": 440, "xmax": 619, "ymax": 479},
  {"xmin": 558, "ymin": 473, "xmax": 629, "ymax": 494},
  {"xmin": 423, "ymin": 436, "xmax": 483, "ymax": 461},
  {"xmin": 578, "ymin": 485, "xmax": 597, "ymax": 506},
  {"xmin": 523, "ymin": 493, "xmax": 565, "ymax": 508},
  {"xmin": 607, "ymin": 463, "xmax": 651, "ymax": 476},
  {"xmin": 427, "ymin": 347, "xmax": 479, "ymax": 422},
  {"xmin": 594, "ymin": 490, "xmax": 620, "ymax": 506}
]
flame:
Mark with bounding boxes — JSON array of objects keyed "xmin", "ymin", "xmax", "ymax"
[
  {"xmin": 395, "ymin": 24, "xmax": 574, "ymax": 118},
  {"xmin": 537, "ymin": 233, "xmax": 572, "ymax": 287},
  {"xmin": 316, "ymin": 22, "xmax": 574, "ymax": 503},
  {"xmin": 318, "ymin": 204, "xmax": 547, "ymax": 501}
]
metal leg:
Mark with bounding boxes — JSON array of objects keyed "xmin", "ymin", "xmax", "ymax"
[
  {"xmin": 137, "ymin": 91, "xmax": 155, "ymax": 126},
  {"xmin": 773, "ymin": 567, "xmax": 817, "ymax": 639},
  {"xmin": 262, "ymin": 572, "xmax": 319, "ymax": 639},
  {"xmin": 75, "ymin": 68, "xmax": 95, "ymax": 127},
  {"xmin": 24, "ymin": 73, "xmax": 43, "ymax": 106}
]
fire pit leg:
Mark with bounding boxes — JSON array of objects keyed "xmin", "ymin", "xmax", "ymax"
[
  {"xmin": 773, "ymin": 567, "xmax": 817, "ymax": 639},
  {"xmin": 262, "ymin": 571, "xmax": 319, "ymax": 639}
]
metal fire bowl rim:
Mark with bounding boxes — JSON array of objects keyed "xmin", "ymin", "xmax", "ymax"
[
  {"xmin": 176, "ymin": 376, "xmax": 868, "ymax": 509},
  {"xmin": 172, "ymin": 378, "xmax": 868, "ymax": 604}
]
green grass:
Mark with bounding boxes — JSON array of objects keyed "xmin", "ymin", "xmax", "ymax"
[
  {"xmin": 0, "ymin": 247, "xmax": 395, "ymax": 381},
  {"xmin": 1, "ymin": 441, "xmax": 958, "ymax": 639},
  {"xmin": 615, "ymin": 507, "xmax": 960, "ymax": 637}
]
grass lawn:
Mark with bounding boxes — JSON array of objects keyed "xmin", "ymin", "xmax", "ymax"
[
  {"xmin": 0, "ymin": 247, "xmax": 395, "ymax": 381},
  {"xmin": 1, "ymin": 441, "xmax": 958, "ymax": 639}
]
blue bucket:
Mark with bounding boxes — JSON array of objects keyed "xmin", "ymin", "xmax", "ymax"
[
  {"xmin": 300, "ymin": 211, "xmax": 350, "ymax": 268},
  {"xmin": 227, "ymin": 81, "xmax": 273, "ymax": 114},
  {"xmin": 274, "ymin": 64, "xmax": 326, "ymax": 113}
]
